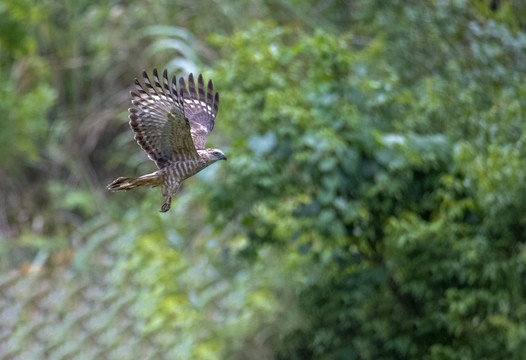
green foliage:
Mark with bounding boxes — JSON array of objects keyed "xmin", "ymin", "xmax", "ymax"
[
  {"xmin": 140, "ymin": 25, "xmax": 199, "ymax": 74},
  {"xmin": 0, "ymin": 0, "xmax": 56, "ymax": 168},
  {"xmin": 196, "ymin": 5, "xmax": 526, "ymax": 358},
  {"xmin": 103, "ymin": 205, "xmax": 304, "ymax": 359},
  {"xmin": 0, "ymin": 71, "xmax": 55, "ymax": 167},
  {"xmin": 4, "ymin": 0, "xmax": 526, "ymax": 359}
]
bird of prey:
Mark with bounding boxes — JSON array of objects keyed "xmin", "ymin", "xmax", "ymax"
[{"xmin": 107, "ymin": 69, "xmax": 226, "ymax": 212}]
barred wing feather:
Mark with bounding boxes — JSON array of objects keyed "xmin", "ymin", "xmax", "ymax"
[
  {"xmin": 129, "ymin": 69, "xmax": 199, "ymax": 169},
  {"xmin": 178, "ymin": 73, "xmax": 219, "ymax": 150}
]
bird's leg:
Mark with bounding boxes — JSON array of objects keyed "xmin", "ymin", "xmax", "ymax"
[
  {"xmin": 159, "ymin": 182, "xmax": 180, "ymax": 213},
  {"xmin": 160, "ymin": 196, "xmax": 172, "ymax": 212}
]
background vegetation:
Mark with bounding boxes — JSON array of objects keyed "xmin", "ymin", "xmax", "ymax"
[{"xmin": 1, "ymin": 0, "xmax": 526, "ymax": 359}]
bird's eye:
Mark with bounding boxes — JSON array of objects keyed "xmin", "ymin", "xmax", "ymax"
[{"xmin": 213, "ymin": 151, "xmax": 219, "ymax": 156}]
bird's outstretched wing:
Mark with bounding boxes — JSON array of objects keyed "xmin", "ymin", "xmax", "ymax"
[
  {"xmin": 178, "ymin": 74, "xmax": 219, "ymax": 150},
  {"xmin": 129, "ymin": 69, "xmax": 199, "ymax": 168}
]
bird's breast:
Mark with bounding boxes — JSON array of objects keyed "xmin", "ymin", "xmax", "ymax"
[{"xmin": 164, "ymin": 159, "xmax": 207, "ymax": 181}]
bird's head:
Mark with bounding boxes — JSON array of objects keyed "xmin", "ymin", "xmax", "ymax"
[{"xmin": 203, "ymin": 148, "xmax": 227, "ymax": 163}]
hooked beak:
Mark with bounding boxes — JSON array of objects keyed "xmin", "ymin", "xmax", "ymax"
[{"xmin": 221, "ymin": 154, "xmax": 227, "ymax": 161}]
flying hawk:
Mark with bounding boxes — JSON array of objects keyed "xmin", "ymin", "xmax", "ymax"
[{"xmin": 107, "ymin": 69, "xmax": 226, "ymax": 212}]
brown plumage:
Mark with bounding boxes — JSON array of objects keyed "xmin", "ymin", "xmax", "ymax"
[{"xmin": 107, "ymin": 69, "xmax": 226, "ymax": 212}]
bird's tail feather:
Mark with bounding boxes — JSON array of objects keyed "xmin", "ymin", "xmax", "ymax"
[{"xmin": 107, "ymin": 172, "xmax": 161, "ymax": 191}]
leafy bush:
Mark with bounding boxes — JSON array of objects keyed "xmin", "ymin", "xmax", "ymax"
[{"xmin": 190, "ymin": 6, "xmax": 526, "ymax": 357}]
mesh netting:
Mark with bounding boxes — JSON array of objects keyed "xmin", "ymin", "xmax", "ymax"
[{"xmin": 0, "ymin": 228, "xmax": 177, "ymax": 360}]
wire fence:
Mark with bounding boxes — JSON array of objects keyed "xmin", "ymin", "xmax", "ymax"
[{"xmin": 0, "ymin": 228, "xmax": 177, "ymax": 360}]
